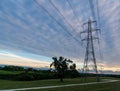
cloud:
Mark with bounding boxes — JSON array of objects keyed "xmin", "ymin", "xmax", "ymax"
[
  {"xmin": 98, "ymin": 0, "xmax": 120, "ymax": 65},
  {"xmin": 0, "ymin": 52, "xmax": 50, "ymax": 68},
  {"xmin": 0, "ymin": 0, "xmax": 119, "ymax": 71}
]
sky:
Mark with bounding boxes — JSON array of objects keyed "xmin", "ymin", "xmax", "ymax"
[{"xmin": 0, "ymin": 0, "xmax": 120, "ymax": 71}]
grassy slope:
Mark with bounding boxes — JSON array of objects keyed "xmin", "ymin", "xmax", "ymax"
[{"xmin": 0, "ymin": 77, "xmax": 101, "ymax": 90}]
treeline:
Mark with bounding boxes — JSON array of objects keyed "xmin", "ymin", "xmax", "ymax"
[
  {"xmin": 80, "ymin": 73, "xmax": 120, "ymax": 79},
  {"xmin": 0, "ymin": 65, "xmax": 25, "ymax": 71},
  {"xmin": 0, "ymin": 65, "xmax": 79, "ymax": 81}
]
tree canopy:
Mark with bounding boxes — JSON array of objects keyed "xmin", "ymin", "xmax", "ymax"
[{"xmin": 50, "ymin": 56, "xmax": 77, "ymax": 82}]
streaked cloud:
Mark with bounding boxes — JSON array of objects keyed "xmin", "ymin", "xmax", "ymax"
[
  {"xmin": 0, "ymin": 52, "xmax": 50, "ymax": 68},
  {"xmin": 0, "ymin": 0, "xmax": 119, "ymax": 71}
]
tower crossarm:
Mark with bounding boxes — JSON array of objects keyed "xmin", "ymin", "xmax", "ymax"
[
  {"xmin": 83, "ymin": 20, "xmax": 96, "ymax": 26},
  {"xmin": 80, "ymin": 29, "xmax": 100, "ymax": 34},
  {"xmin": 81, "ymin": 37, "xmax": 99, "ymax": 41}
]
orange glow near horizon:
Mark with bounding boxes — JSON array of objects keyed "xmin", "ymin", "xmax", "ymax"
[
  {"xmin": 0, "ymin": 53, "xmax": 119, "ymax": 72},
  {"xmin": 0, "ymin": 54, "xmax": 50, "ymax": 68}
]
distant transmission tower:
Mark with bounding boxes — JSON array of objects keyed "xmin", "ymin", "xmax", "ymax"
[{"xmin": 80, "ymin": 19, "xmax": 100, "ymax": 82}]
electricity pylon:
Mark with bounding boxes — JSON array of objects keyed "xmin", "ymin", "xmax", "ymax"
[{"xmin": 80, "ymin": 19, "xmax": 100, "ymax": 82}]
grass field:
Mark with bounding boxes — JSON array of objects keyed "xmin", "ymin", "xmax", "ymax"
[
  {"xmin": 0, "ymin": 77, "xmax": 96, "ymax": 90},
  {"xmin": 0, "ymin": 77, "xmax": 119, "ymax": 91},
  {"xmin": 0, "ymin": 70, "xmax": 21, "ymax": 75},
  {"xmin": 27, "ymin": 81, "xmax": 120, "ymax": 91}
]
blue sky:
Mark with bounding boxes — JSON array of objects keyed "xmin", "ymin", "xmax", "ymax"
[{"xmin": 0, "ymin": 0, "xmax": 120, "ymax": 71}]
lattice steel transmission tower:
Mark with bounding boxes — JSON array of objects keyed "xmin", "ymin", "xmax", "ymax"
[{"xmin": 80, "ymin": 19, "xmax": 100, "ymax": 81}]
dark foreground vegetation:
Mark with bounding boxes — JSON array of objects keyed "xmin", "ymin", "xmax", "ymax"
[
  {"xmin": 0, "ymin": 56, "xmax": 79, "ymax": 81},
  {"xmin": 0, "ymin": 65, "xmax": 120, "ymax": 81},
  {"xmin": 0, "ymin": 65, "xmax": 80, "ymax": 81}
]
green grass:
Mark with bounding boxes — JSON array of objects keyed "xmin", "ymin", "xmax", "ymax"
[
  {"xmin": 0, "ymin": 77, "xmax": 101, "ymax": 90},
  {"xmin": 0, "ymin": 70, "xmax": 21, "ymax": 75},
  {"xmin": 27, "ymin": 81, "xmax": 120, "ymax": 91},
  {"xmin": 0, "ymin": 77, "xmax": 119, "ymax": 91}
]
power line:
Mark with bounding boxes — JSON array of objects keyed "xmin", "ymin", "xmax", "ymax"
[
  {"xmin": 49, "ymin": 0, "xmax": 81, "ymax": 43},
  {"xmin": 88, "ymin": 0, "xmax": 96, "ymax": 20},
  {"xmin": 34, "ymin": 0, "xmax": 81, "ymax": 44},
  {"xmin": 49, "ymin": 0, "xmax": 76, "ymax": 31},
  {"xmin": 95, "ymin": 0, "xmax": 103, "ymax": 63},
  {"xmin": 96, "ymin": 0, "xmax": 101, "ymax": 29},
  {"xmin": 66, "ymin": 0, "xmax": 81, "ymax": 27}
]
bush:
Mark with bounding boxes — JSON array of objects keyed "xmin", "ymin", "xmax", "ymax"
[
  {"xmin": 17, "ymin": 73, "xmax": 34, "ymax": 81},
  {"xmin": 64, "ymin": 70, "xmax": 79, "ymax": 78}
]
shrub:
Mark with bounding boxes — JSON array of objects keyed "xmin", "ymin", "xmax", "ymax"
[{"xmin": 17, "ymin": 73, "xmax": 34, "ymax": 81}]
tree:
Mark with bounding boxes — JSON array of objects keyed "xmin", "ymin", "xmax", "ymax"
[
  {"xmin": 25, "ymin": 67, "xmax": 33, "ymax": 73},
  {"xmin": 70, "ymin": 63, "xmax": 76, "ymax": 70},
  {"xmin": 70, "ymin": 63, "xmax": 79, "ymax": 78},
  {"xmin": 50, "ymin": 56, "xmax": 72, "ymax": 82}
]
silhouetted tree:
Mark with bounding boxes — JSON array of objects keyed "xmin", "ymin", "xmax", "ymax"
[
  {"xmin": 70, "ymin": 63, "xmax": 76, "ymax": 70},
  {"xmin": 69, "ymin": 63, "xmax": 79, "ymax": 78},
  {"xmin": 50, "ymin": 56, "xmax": 72, "ymax": 82}
]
